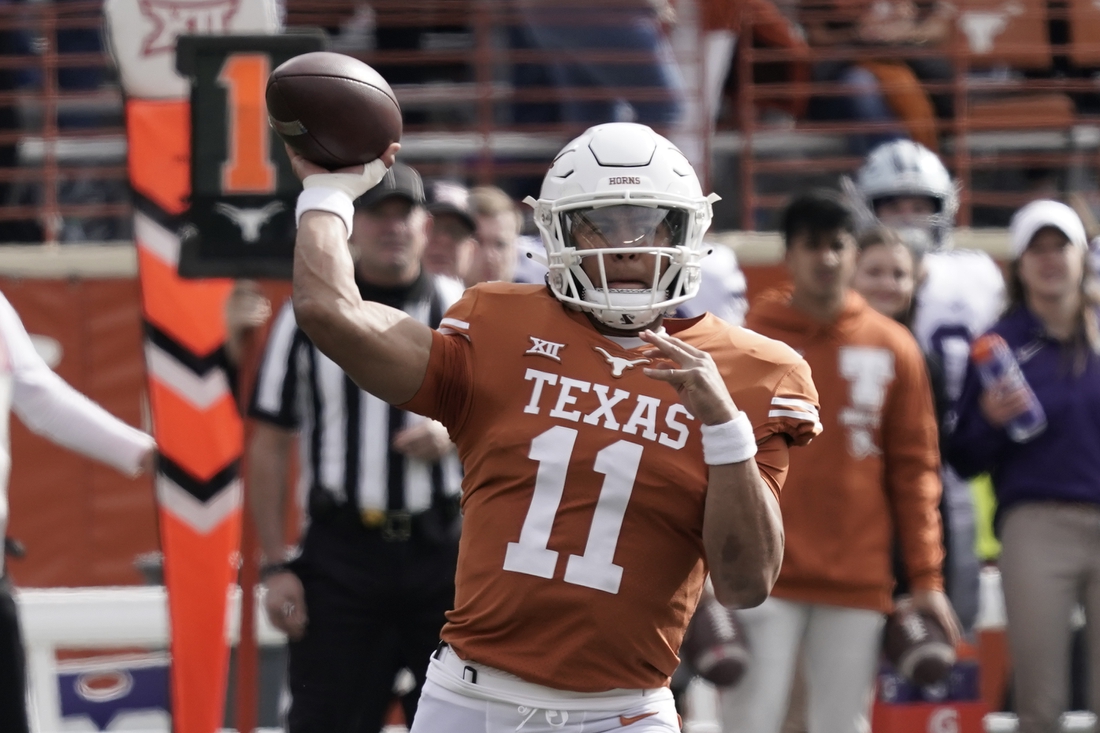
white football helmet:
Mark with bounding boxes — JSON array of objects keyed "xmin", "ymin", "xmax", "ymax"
[
  {"xmin": 842, "ymin": 140, "xmax": 959, "ymax": 252},
  {"xmin": 525, "ymin": 123, "xmax": 718, "ymax": 330}
]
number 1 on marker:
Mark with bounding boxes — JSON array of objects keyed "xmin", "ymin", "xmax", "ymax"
[{"xmin": 218, "ymin": 53, "xmax": 277, "ymax": 194}]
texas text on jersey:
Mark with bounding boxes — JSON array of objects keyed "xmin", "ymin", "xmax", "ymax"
[{"xmin": 401, "ymin": 283, "xmax": 820, "ymax": 693}]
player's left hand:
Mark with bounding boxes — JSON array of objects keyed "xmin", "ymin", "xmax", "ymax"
[
  {"xmin": 640, "ymin": 329, "xmax": 739, "ymax": 426},
  {"xmin": 978, "ymin": 378, "xmax": 1032, "ymax": 428},
  {"xmin": 392, "ymin": 419, "xmax": 453, "ymax": 462},
  {"xmin": 908, "ymin": 588, "xmax": 962, "ymax": 645}
]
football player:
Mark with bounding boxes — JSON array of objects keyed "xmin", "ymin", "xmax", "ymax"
[
  {"xmin": 286, "ymin": 122, "xmax": 820, "ymax": 733},
  {"xmin": 843, "ymin": 139, "xmax": 1005, "ymax": 631}
]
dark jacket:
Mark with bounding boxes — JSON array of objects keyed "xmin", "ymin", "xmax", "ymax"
[{"xmin": 946, "ymin": 305, "xmax": 1100, "ymax": 532}]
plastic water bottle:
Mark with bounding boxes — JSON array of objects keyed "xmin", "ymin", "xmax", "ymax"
[{"xmin": 970, "ymin": 333, "xmax": 1047, "ymax": 443}]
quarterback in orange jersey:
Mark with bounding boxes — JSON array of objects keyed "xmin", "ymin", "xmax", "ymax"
[{"xmin": 287, "ymin": 122, "xmax": 820, "ymax": 732}]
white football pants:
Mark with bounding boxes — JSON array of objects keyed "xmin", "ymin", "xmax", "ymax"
[
  {"xmin": 410, "ymin": 644, "xmax": 680, "ymax": 733},
  {"xmin": 719, "ymin": 596, "xmax": 885, "ymax": 733}
]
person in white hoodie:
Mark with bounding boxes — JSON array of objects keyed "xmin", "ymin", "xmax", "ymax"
[{"xmin": 0, "ymin": 290, "xmax": 156, "ymax": 733}]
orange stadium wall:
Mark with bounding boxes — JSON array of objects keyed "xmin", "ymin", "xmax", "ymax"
[
  {"xmin": 2, "ymin": 276, "xmax": 156, "ymax": 588},
  {"xmin": 1, "ymin": 277, "xmax": 295, "ymax": 589}
]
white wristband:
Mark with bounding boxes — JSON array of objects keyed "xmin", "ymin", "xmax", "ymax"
[
  {"xmin": 296, "ymin": 186, "xmax": 355, "ymax": 239},
  {"xmin": 700, "ymin": 413, "xmax": 757, "ymax": 465}
]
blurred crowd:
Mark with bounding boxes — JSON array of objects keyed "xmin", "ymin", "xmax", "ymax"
[
  {"xmin": 2, "ymin": 0, "xmax": 1100, "ymax": 242},
  {"xmin": 337, "ymin": 0, "xmax": 1100, "ymax": 204}
]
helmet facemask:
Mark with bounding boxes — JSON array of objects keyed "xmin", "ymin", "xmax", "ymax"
[{"xmin": 532, "ymin": 195, "xmax": 711, "ymax": 330}]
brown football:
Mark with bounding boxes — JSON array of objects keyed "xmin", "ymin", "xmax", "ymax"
[
  {"xmin": 680, "ymin": 591, "xmax": 750, "ymax": 688},
  {"xmin": 266, "ymin": 51, "xmax": 402, "ymax": 170},
  {"xmin": 883, "ymin": 606, "xmax": 955, "ymax": 686}
]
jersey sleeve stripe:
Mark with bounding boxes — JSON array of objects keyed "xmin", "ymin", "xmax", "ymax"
[
  {"xmin": 440, "ymin": 317, "xmax": 470, "ymax": 331},
  {"xmin": 771, "ymin": 397, "xmax": 819, "ymax": 416},
  {"xmin": 438, "ymin": 328, "xmax": 471, "ymax": 341},
  {"xmin": 768, "ymin": 408, "xmax": 822, "ymax": 426}
]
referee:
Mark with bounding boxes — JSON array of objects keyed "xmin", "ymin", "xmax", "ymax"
[{"xmin": 247, "ymin": 163, "xmax": 463, "ymax": 733}]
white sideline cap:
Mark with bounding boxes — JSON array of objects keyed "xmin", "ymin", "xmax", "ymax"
[{"xmin": 1009, "ymin": 199, "xmax": 1088, "ymax": 259}]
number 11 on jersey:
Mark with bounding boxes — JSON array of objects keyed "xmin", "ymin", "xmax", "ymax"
[{"xmin": 503, "ymin": 426, "xmax": 643, "ymax": 594}]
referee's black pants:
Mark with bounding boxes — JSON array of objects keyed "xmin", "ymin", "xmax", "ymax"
[
  {"xmin": 0, "ymin": 575, "xmax": 28, "ymax": 733},
  {"xmin": 285, "ymin": 513, "xmax": 458, "ymax": 733}
]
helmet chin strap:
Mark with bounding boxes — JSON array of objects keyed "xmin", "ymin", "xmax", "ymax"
[{"xmin": 581, "ymin": 288, "xmax": 670, "ymax": 331}]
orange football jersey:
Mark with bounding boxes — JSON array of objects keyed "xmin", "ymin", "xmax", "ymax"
[
  {"xmin": 748, "ymin": 288, "xmax": 944, "ymax": 613},
  {"xmin": 402, "ymin": 283, "xmax": 820, "ymax": 692}
]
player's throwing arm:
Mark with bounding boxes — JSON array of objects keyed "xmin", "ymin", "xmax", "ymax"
[
  {"xmin": 266, "ymin": 51, "xmax": 431, "ymax": 405},
  {"xmin": 286, "ymin": 146, "xmax": 433, "ymax": 406}
]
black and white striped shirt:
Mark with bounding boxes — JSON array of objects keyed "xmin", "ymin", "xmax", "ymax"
[{"xmin": 249, "ymin": 272, "xmax": 464, "ymax": 517}]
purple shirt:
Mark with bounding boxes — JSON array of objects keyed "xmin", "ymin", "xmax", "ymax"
[{"xmin": 946, "ymin": 306, "xmax": 1100, "ymax": 530}]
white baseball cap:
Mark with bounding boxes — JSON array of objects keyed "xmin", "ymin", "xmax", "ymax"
[{"xmin": 1009, "ymin": 199, "xmax": 1088, "ymax": 259}]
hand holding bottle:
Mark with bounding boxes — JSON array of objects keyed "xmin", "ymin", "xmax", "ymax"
[
  {"xmin": 971, "ymin": 334, "xmax": 1047, "ymax": 442},
  {"xmin": 979, "ymin": 380, "xmax": 1035, "ymax": 428}
]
